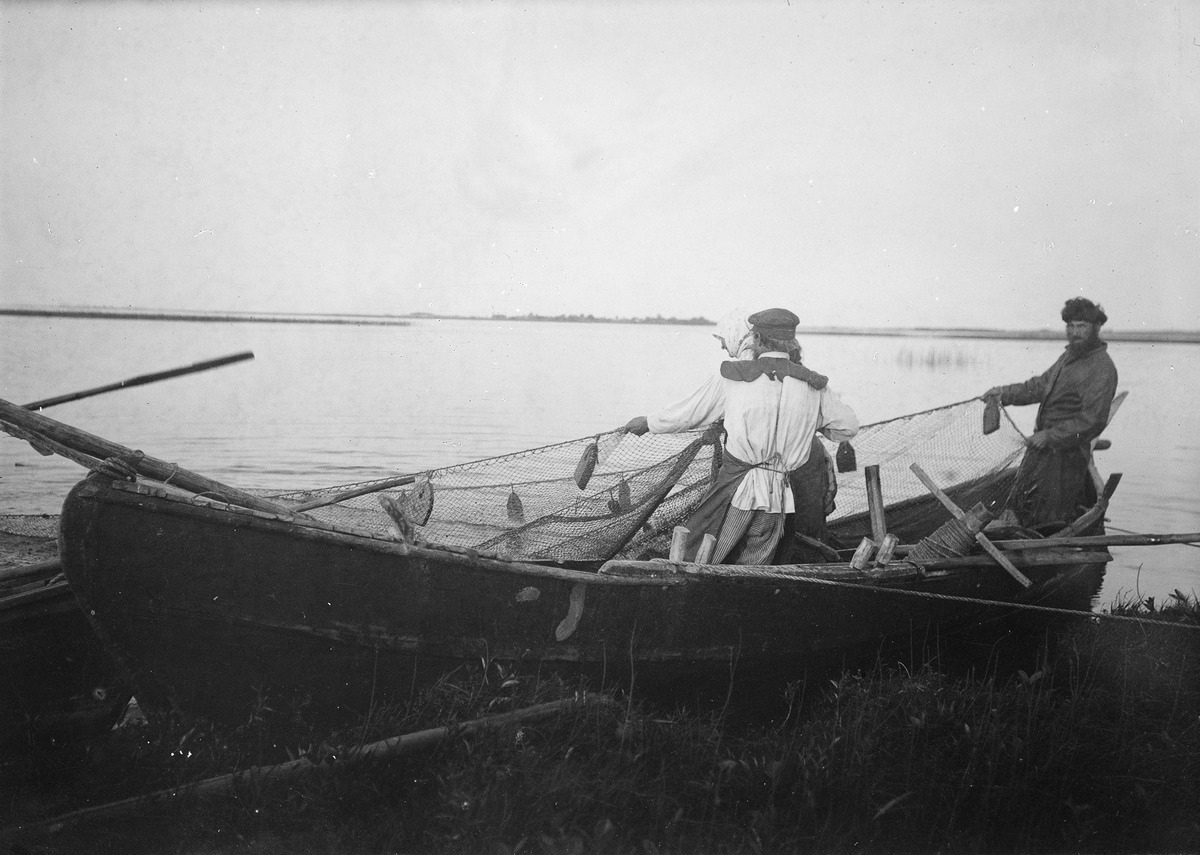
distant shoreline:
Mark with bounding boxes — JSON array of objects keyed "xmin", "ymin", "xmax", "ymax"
[
  {"xmin": 2, "ymin": 306, "xmax": 1197, "ymax": 343},
  {"xmin": 0, "ymin": 307, "xmax": 413, "ymax": 327}
]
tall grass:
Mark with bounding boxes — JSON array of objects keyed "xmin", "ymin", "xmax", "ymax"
[{"xmin": 4, "ymin": 595, "xmax": 1198, "ymax": 854}]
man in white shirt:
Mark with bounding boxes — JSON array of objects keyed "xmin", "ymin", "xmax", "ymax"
[{"xmin": 624, "ymin": 308, "xmax": 859, "ymax": 564}]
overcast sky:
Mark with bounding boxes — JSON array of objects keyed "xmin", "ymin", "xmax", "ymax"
[{"xmin": 1, "ymin": 0, "xmax": 1197, "ymax": 329}]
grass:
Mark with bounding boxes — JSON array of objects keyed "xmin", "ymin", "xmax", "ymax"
[{"xmin": 2, "ymin": 594, "xmax": 1198, "ymax": 854}]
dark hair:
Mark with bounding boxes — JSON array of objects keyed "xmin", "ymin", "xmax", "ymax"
[
  {"xmin": 1061, "ymin": 297, "xmax": 1108, "ymax": 325},
  {"xmin": 749, "ymin": 330, "xmax": 800, "ymax": 358}
]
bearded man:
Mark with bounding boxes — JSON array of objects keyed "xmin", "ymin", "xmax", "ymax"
[
  {"xmin": 983, "ymin": 297, "xmax": 1119, "ymax": 530},
  {"xmin": 624, "ymin": 308, "xmax": 858, "ymax": 565}
]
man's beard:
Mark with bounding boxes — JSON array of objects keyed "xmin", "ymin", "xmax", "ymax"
[{"xmin": 1067, "ymin": 330, "xmax": 1099, "ymax": 354}]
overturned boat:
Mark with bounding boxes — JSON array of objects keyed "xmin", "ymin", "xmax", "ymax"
[
  {"xmin": 2, "ymin": 396, "xmax": 1115, "ymax": 728},
  {"xmin": 0, "ymin": 517, "xmax": 131, "ymax": 749}
]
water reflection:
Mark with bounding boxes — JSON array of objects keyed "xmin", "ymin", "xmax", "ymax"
[{"xmin": 894, "ymin": 345, "xmax": 981, "ymax": 370}]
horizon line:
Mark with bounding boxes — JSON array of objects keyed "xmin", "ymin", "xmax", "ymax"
[{"xmin": 1, "ymin": 305, "xmax": 1197, "ymax": 343}]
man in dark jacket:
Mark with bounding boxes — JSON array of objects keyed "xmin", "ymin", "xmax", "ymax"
[{"xmin": 983, "ymin": 297, "xmax": 1118, "ymax": 530}]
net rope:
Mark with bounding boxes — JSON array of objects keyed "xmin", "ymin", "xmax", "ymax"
[{"xmin": 262, "ymin": 397, "xmax": 1027, "ymax": 560}]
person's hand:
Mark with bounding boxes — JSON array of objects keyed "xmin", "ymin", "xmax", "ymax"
[
  {"xmin": 622, "ymin": 416, "xmax": 650, "ymax": 436},
  {"xmin": 1026, "ymin": 431, "xmax": 1050, "ymax": 449},
  {"xmin": 982, "ymin": 387, "xmax": 1004, "ymax": 401}
]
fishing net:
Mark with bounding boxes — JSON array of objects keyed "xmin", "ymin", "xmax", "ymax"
[
  {"xmin": 267, "ymin": 424, "xmax": 725, "ymax": 562},
  {"xmin": 0, "ymin": 514, "xmax": 59, "ymax": 539},
  {"xmin": 262, "ymin": 397, "xmax": 1028, "ymax": 561},
  {"xmin": 2, "ymin": 398, "xmax": 1029, "ymax": 563}
]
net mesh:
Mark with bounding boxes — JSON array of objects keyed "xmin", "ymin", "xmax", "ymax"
[
  {"xmin": 0, "ymin": 514, "xmax": 59, "ymax": 539},
  {"xmin": 261, "ymin": 397, "xmax": 1027, "ymax": 561},
  {"xmin": 4, "ymin": 398, "xmax": 1028, "ymax": 562}
]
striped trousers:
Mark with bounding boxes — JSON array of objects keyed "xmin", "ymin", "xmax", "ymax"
[{"xmin": 711, "ymin": 506, "xmax": 786, "ymax": 565}]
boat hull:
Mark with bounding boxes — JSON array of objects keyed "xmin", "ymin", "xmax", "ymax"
[
  {"xmin": 0, "ymin": 567, "xmax": 131, "ymax": 749},
  {"xmin": 59, "ymin": 477, "xmax": 1106, "ymax": 728}
]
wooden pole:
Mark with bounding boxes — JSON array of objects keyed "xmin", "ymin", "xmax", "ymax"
[
  {"xmin": 864, "ymin": 464, "xmax": 887, "ymax": 542},
  {"xmin": 669, "ymin": 526, "xmax": 689, "ymax": 562},
  {"xmin": 0, "ymin": 398, "xmax": 298, "ymax": 517},
  {"xmin": 22, "ymin": 352, "xmax": 255, "ymax": 410},
  {"xmin": 3, "ymin": 694, "xmax": 611, "ymax": 841},
  {"xmin": 0, "ymin": 559, "xmax": 62, "ymax": 586},
  {"xmin": 850, "ymin": 537, "xmax": 876, "ymax": 570},
  {"xmin": 292, "ymin": 473, "xmax": 419, "ymax": 512},
  {"xmin": 908, "ymin": 463, "xmax": 966, "ymax": 521}
]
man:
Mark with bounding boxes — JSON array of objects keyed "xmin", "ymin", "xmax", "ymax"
[
  {"xmin": 710, "ymin": 309, "xmax": 840, "ymax": 560},
  {"xmin": 983, "ymin": 297, "xmax": 1118, "ymax": 530},
  {"xmin": 624, "ymin": 308, "xmax": 858, "ymax": 565}
]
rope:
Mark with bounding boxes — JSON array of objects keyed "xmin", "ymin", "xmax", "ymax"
[
  {"xmin": 679, "ymin": 567, "xmax": 1200, "ymax": 631},
  {"xmin": 263, "ymin": 427, "xmax": 669, "ymax": 501}
]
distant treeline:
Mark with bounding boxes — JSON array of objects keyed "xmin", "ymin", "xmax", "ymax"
[
  {"xmin": 0, "ymin": 307, "xmax": 412, "ymax": 327},
  {"xmin": 413, "ymin": 312, "xmax": 712, "ymax": 326},
  {"xmin": 794, "ymin": 326, "xmax": 1200, "ymax": 344},
  {"xmin": 2, "ymin": 307, "xmax": 1197, "ymax": 342}
]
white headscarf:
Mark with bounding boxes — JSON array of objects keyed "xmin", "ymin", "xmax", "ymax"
[{"xmin": 712, "ymin": 307, "xmax": 753, "ymax": 359}]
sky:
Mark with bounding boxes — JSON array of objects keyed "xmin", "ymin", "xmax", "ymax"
[{"xmin": 1, "ymin": 0, "xmax": 1197, "ymax": 330}]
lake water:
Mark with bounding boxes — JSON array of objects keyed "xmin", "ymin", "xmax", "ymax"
[{"xmin": 2, "ymin": 314, "xmax": 1197, "ymax": 607}]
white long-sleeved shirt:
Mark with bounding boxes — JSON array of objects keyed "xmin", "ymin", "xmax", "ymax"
[{"xmin": 647, "ymin": 352, "xmax": 859, "ymax": 513}]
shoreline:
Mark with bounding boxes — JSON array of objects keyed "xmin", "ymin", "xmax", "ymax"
[{"xmin": 2, "ymin": 306, "xmax": 1198, "ymax": 343}]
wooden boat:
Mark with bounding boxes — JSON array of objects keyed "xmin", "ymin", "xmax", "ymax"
[
  {"xmin": 2, "ymin": 394, "xmax": 1119, "ymax": 728},
  {"xmin": 0, "ymin": 538, "xmax": 131, "ymax": 749},
  {"xmin": 56, "ymin": 473, "xmax": 1110, "ymax": 728}
]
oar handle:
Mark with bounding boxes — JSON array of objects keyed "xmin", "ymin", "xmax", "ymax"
[{"xmin": 22, "ymin": 351, "xmax": 255, "ymax": 410}]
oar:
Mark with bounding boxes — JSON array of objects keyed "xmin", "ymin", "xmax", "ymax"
[
  {"xmin": 2, "ymin": 694, "xmax": 611, "ymax": 841},
  {"xmin": 1107, "ymin": 525, "xmax": 1200, "ymax": 550},
  {"xmin": 22, "ymin": 351, "xmax": 255, "ymax": 410},
  {"xmin": 0, "ymin": 397, "xmax": 297, "ymax": 517},
  {"xmin": 0, "ymin": 558, "xmax": 62, "ymax": 586},
  {"xmin": 987, "ymin": 532, "xmax": 1200, "ymax": 550},
  {"xmin": 909, "ymin": 462, "xmax": 1032, "ymax": 588}
]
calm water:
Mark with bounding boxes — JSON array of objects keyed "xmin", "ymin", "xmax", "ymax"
[{"xmin": 2, "ymin": 315, "xmax": 1197, "ymax": 606}]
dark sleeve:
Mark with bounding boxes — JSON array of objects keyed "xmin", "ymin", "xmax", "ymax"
[
  {"xmin": 999, "ymin": 364, "xmax": 1053, "ymax": 407},
  {"xmin": 1041, "ymin": 359, "xmax": 1119, "ymax": 449}
]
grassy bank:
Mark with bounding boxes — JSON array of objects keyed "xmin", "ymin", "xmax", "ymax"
[{"xmin": 3, "ymin": 595, "xmax": 1198, "ymax": 854}]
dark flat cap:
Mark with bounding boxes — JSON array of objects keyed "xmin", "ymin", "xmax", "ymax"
[
  {"xmin": 748, "ymin": 308, "xmax": 799, "ymax": 339},
  {"xmin": 1061, "ymin": 297, "xmax": 1108, "ymax": 325}
]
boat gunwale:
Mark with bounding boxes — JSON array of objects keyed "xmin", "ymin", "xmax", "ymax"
[{"xmin": 68, "ymin": 477, "xmax": 1108, "ymax": 593}]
